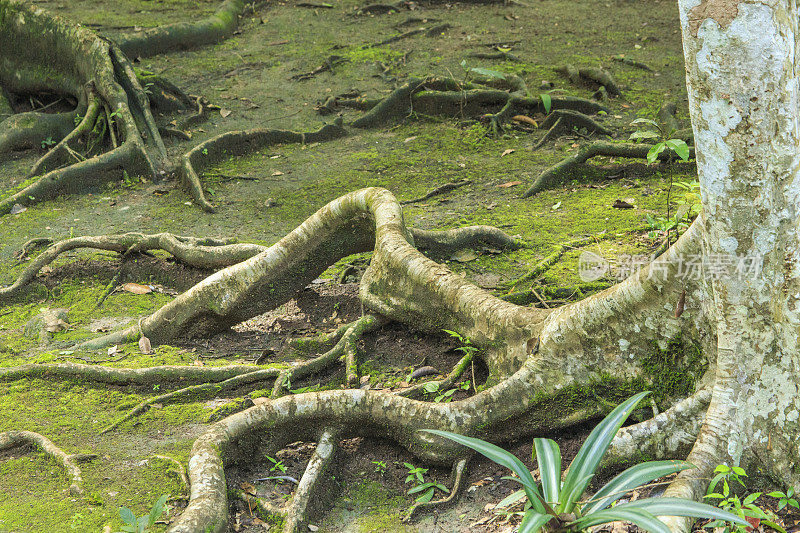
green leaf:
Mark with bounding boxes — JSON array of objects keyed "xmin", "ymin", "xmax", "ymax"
[
  {"xmin": 664, "ymin": 139, "xmax": 690, "ymax": 161},
  {"xmin": 148, "ymin": 494, "xmax": 170, "ymax": 526},
  {"xmin": 533, "ymin": 438, "xmax": 561, "ymax": 505},
  {"xmin": 629, "ymin": 130, "xmax": 661, "ymax": 141},
  {"xmin": 540, "ymin": 93, "xmax": 552, "ymax": 114},
  {"xmin": 763, "ymin": 520, "xmax": 788, "ymax": 533},
  {"xmin": 423, "ymin": 382, "xmax": 439, "ymax": 393},
  {"xmin": 732, "ymin": 466, "xmax": 746, "ymax": 476},
  {"xmin": 119, "ymin": 507, "xmax": 136, "ymax": 526},
  {"xmin": 422, "ymin": 429, "xmax": 547, "ymax": 513},
  {"xmin": 560, "ymin": 391, "xmax": 650, "ymax": 513},
  {"xmin": 647, "ymin": 143, "xmax": 666, "ymax": 164},
  {"xmin": 630, "ymin": 118, "xmax": 660, "ymax": 127},
  {"xmin": 519, "ymin": 510, "xmax": 555, "ymax": 533},
  {"xmin": 570, "ymin": 508, "xmax": 671, "ymax": 533},
  {"xmin": 468, "ymin": 67, "xmax": 507, "ymax": 79},
  {"xmin": 416, "ymin": 487, "xmax": 435, "ymax": 503},
  {"xmin": 584, "ymin": 460, "xmax": 694, "ymax": 514},
  {"xmin": 408, "ymin": 482, "xmax": 435, "ymax": 495},
  {"xmin": 497, "ymin": 489, "xmax": 527, "ymax": 509},
  {"xmin": 614, "ymin": 497, "xmax": 750, "ymax": 527},
  {"xmin": 743, "ymin": 493, "xmax": 761, "ymax": 506},
  {"xmin": 767, "ymin": 491, "xmax": 785, "ymax": 498}
]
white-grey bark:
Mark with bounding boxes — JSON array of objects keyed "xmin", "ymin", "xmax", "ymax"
[{"xmin": 664, "ymin": 2, "xmax": 800, "ymax": 530}]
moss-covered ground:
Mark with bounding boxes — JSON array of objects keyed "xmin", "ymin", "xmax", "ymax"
[{"xmin": 0, "ymin": 0, "xmax": 694, "ymax": 530}]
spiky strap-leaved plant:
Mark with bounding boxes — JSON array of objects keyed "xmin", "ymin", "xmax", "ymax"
[{"xmin": 424, "ymin": 392, "xmax": 748, "ymax": 533}]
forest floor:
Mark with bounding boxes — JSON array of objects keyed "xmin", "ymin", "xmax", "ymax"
[{"xmin": 2, "ymin": 0, "xmax": 787, "ymax": 532}]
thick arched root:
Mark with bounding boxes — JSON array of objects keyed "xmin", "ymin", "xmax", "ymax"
[
  {"xmin": 0, "ymin": 232, "xmax": 264, "ymax": 303},
  {"xmin": 0, "ymin": 431, "xmax": 90, "ymax": 496},
  {"xmin": 522, "ymin": 141, "xmax": 696, "ymax": 198},
  {"xmin": 179, "ymin": 120, "xmax": 348, "ymax": 212}
]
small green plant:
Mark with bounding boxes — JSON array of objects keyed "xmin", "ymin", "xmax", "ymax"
[
  {"xmin": 201, "ymin": 147, "xmax": 209, "ymax": 155},
  {"xmin": 628, "ymin": 118, "xmax": 690, "ymax": 164},
  {"xmin": 115, "ymin": 494, "xmax": 169, "ymax": 533},
  {"xmin": 41, "ymin": 136, "xmax": 55, "ymax": 148},
  {"xmin": 267, "ymin": 455, "xmax": 287, "ymax": 474},
  {"xmin": 372, "ymin": 460, "xmax": 388, "ymax": 475},
  {"xmin": 768, "ymin": 487, "xmax": 798, "ymax": 512},
  {"xmin": 404, "ymin": 462, "xmax": 427, "ymax": 483},
  {"xmin": 425, "ymin": 392, "xmax": 747, "ymax": 533},
  {"xmin": 403, "ymin": 462, "xmax": 448, "ymax": 503},
  {"xmin": 423, "ymin": 380, "xmax": 471, "ymax": 403},
  {"xmin": 443, "ymin": 329, "xmax": 478, "ymax": 358},
  {"xmin": 704, "ymin": 465, "xmax": 784, "ymax": 533}
]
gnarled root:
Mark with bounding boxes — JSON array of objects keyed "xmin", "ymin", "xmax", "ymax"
[
  {"xmin": 349, "ymin": 76, "xmax": 606, "ymax": 130},
  {"xmin": 115, "ymin": 0, "xmax": 262, "ymax": 59},
  {"xmin": 0, "ymin": 431, "xmax": 90, "ymax": 496},
  {"xmin": 522, "ymin": 141, "xmax": 696, "ymax": 198},
  {"xmin": 0, "ymin": 232, "xmax": 264, "ymax": 303},
  {"xmin": 603, "ymin": 387, "xmax": 712, "ymax": 468},
  {"xmin": 179, "ymin": 119, "xmax": 348, "ymax": 212},
  {"xmin": 0, "ymin": 0, "xmax": 171, "ymax": 216}
]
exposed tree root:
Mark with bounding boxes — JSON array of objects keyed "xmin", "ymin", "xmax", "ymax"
[
  {"xmin": 604, "ymin": 387, "xmax": 711, "ymax": 468},
  {"xmin": 350, "ymin": 76, "xmax": 606, "ymax": 130},
  {"xmin": 499, "ymin": 282, "xmax": 613, "ymax": 306},
  {"xmin": 557, "ymin": 64, "xmax": 622, "ymax": 96},
  {"xmin": 0, "ymin": 0, "xmax": 172, "ymax": 216},
  {"xmin": 531, "ymin": 109, "xmax": 613, "ymax": 150},
  {"xmin": 0, "ymin": 362, "xmax": 263, "ymax": 387},
  {"xmin": 502, "ymin": 226, "xmax": 649, "ymax": 290},
  {"xmin": 150, "ymin": 454, "xmax": 190, "ymax": 495},
  {"xmin": 396, "ymin": 351, "xmax": 473, "ymax": 399},
  {"xmin": 179, "ymin": 120, "xmax": 348, "ymax": 212},
  {"xmin": 522, "ymin": 141, "xmax": 696, "ymax": 198},
  {"xmin": 0, "ymin": 232, "xmax": 263, "ymax": 303},
  {"xmin": 403, "ymin": 457, "xmax": 469, "ymax": 521},
  {"xmin": 400, "ymin": 179, "xmax": 472, "ymax": 205},
  {"xmin": 0, "ymin": 431, "xmax": 88, "ymax": 496},
  {"xmin": 101, "ymin": 367, "xmax": 283, "ymax": 434},
  {"xmin": 290, "ymin": 55, "xmax": 347, "ymax": 82},
  {"xmin": 0, "ymin": 111, "xmax": 77, "ymax": 159},
  {"xmin": 115, "ymin": 0, "xmax": 263, "ymax": 59},
  {"xmin": 271, "ymin": 314, "xmax": 385, "ymax": 396},
  {"xmin": 611, "ymin": 55, "xmax": 654, "ymax": 72}
]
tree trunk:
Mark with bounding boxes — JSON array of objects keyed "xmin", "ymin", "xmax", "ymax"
[{"xmin": 664, "ymin": 1, "xmax": 800, "ymax": 527}]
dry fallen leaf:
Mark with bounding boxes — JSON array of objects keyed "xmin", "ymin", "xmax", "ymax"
[
  {"xmin": 271, "ymin": 170, "xmax": 284, "ymax": 176},
  {"xmin": 403, "ymin": 136, "xmax": 418, "ymax": 143},
  {"xmin": 107, "ymin": 345, "xmax": 119, "ymax": 356},
  {"xmin": 122, "ymin": 282, "xmax": 152, "ymax": 295},
  {"xmin": 501, "ymin": 149, "xmax": 516, "ymax": 157},
  {"xmin": 139, "ymin": 336, "xmax": 153, "ymax": 355},
  {"xmin": 240, "ymin": 482, "xmax": 257, "ymax": 496},
  {"xmin": 10, "ymin": 204, "xmax": 26, "ymax": 215},
  {"xmin": 497, "ymin": 180, "xmax": 522, "ymax": 188},
  {"xmin": 220, "ymin": 108, "xmax": 232, "ymax": 117}
]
